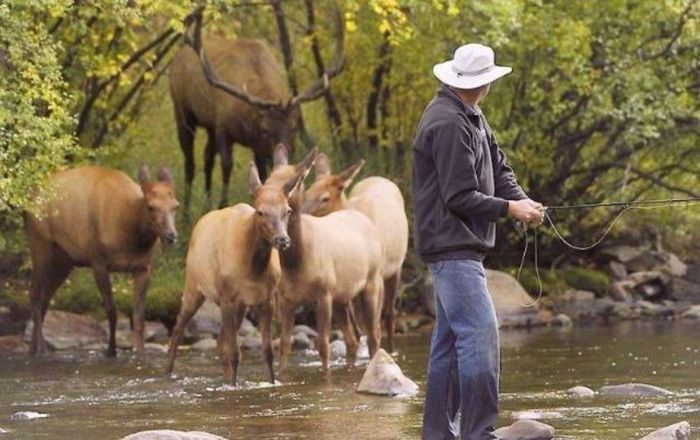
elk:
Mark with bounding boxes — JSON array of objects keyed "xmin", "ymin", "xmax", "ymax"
[
  {"xmin": 301, "ymin": 154, "xmax": 409, "ymax": 353},
  {"xmin": 165, "ymin": 157, "xmax": 313, "ymax": 385},
  {"xmin": 169, "ymin": 4, "xmax": 344, "ymax": 213},
  {"xmin": 266, "ymin": 146, "xmax": 384, "ymax": 370},
  {"xmin": 24, "ymin": 165, "xmax": 179, "ymax": 357}
]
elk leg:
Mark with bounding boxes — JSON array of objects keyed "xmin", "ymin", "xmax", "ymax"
[
  {"xmin": 39, "ymin": 247, "xmax": 73, "ymax": 318},
  {"xmin": 92, "ymin": 266, "xmax": 117, "ymax": 357},
  {"xmin": 259, "ymin": 301, "xmax": 276, "ymax": 384},
  {"xmin": 360, "ymin": 276, "xmax": 383, "ymax": 358},
  {"xmin": 383, "ymin": 271, "xmax": 400, "ymax": 354},
  {"xmin": 203, "ymin": 131, "xmax": 216, "ymax": 210},
  {"xmin": 219, "ymin": 302, "xmax": 242, "ymax": 386},
  {"xmin": 315, "ymin": 294, "xmax": 333, "ymax": 371},
  {"xmin": 278, "ymin": 297, "xmax": 296, "ymax": 370},
  {"xmin": 175, "ymin": 110, "xmax": 196, "ymax": 216},
  {"xmin": 165, "ymin": 288, "xmax": 205, "ymax": 375},
  {"xmin": 216, "ymin": 130, "xmax": 233, "ymax": 208},
  {"xmin": 333, "ymin": 303, "xmax": 358, "ymax": 368},
  {"xmin": 132, "ymin": 267, "xmax": 151, "ymax": 357}
]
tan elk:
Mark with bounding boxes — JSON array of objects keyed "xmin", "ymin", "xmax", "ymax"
[
  {"xmin": 24, "ymin": 165, "xmax": 179, "ymax": 357},
  {"xmin": 169, "ymin": 6, "xmax": 344, "ymax": 212},
  {"xmin": 301, "ymin": 154, "xmax": 408, "ymax": 353},
  {"xmin": 165, "ymin": 157, "xmax": 314, "ymax": 385},
  {"xmin": 266, "ymin": 146, "xmax": 384, "ymax": 370}
]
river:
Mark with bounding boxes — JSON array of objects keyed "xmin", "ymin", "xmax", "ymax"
[{"xmin": 0, "ymin": 320, "xmax": 698, "ymax": 439}]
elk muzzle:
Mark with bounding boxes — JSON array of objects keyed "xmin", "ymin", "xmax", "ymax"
[{"xmin": 273, "ymin": 234, "xmax": 290, "ymax": 250}]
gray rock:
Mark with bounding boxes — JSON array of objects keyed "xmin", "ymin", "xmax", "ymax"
[
  {"xmin": 610, "ymin": 281, "xmax": 634, "ymax": 303},
  {"xmin": 668, "ymin": 278, "xmax": 700, "ymax": 303},
  {"xmin": 188, "ymin": 300, "xmax": 221, "ymax": 337},
  {"xmin": 601, "ymin": 244, "xmax": 648, "ymax": 263},
  {"xmin": 686, "ymin": 262, "xmax": 700, "ymax": 284},
  {"xmin": 682, "ymin": 305, "xmax": 700, "ymax": 319},
  {"xmin": 144, "ymin": 343, "xmax": 168, "ymax": 355},
  {"xmin": 238, "ymin": 318, "xmax": 256, "ymax": 337},
  {"xmin": 357, "ymin": 335, "xmax": 370, "ymax": 359},
  {"xmin": 240, "ymin": 333, "xmax": 262, "ymax": 350},
  {"xmin": 24, "ymin": 310, "xmax": 107, "ymax": 350},
  {"xmin": 292, "ymin": 324, "xmax": 318, "ymax": 339},
  {"xmin": 639, "ymin": 421, "xmax": 690, "ymax": 440},
  {"xmin": 659, "ymin": 253, "xmax": 688, "ymax": 277},
  {"xmin": 10, "ymin": 411, "xmax": 48, "ymax": 421},
  {"xmin": 330, "ymin": 339, "xmax": 347, "ymax": 358},
  {"xmin": 494, "ymin": 420, "xmax": 555, "ymax": 440},
  {"xmin": 567, "ymin": 385, "xmax": 595, "ymax": 397},
  {"xmin": 0, "ymin": 426, "xmax": 8, "ymax": 434},
  {"xmin": 121, "ymin": 430, "xmax": 226, "ymax": 440},
  {"xmin": 611, "ymin": 301, "xmax": 637, "ymax": 319},
  {"xmin": 292, "ymin": 332, "xmax": 313, "ymax": 350},
  {"xmin": 635, "ymin": 301, "xmax": 674, "ymax": 317},
  {"xmin": 330, "ymin": 329, "xmax": 344, "ymax": 342},
  {"xmin": 561, "ymin": 290, "xmax": 596, "ymax": 302},
  {"xmin": 592, "ymin": 297, "xmax": 616, "ymax": 316},
  {"xmin": 599, "ymin": 383, "xmax": 672, "ymax": 397},
  {"xmin": 191, "ymin": 337, "xmax": 217, "ymax": 351},
  {"xmin": 552, "ymin": 314, "xmax": 573, "ymax": 327},
  {"xmin": 608, "ymin": 261, "xmax": 628, "ymax": 280},
  {"xmin": 356, "ymin": 349, "xmax": 418, "ymax": 397},
  {"xmin": 485, "ymin": 270, "xmax": 540, "ymax": 328}
]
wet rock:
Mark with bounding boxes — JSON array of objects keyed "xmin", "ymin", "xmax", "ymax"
[
  {"xmin": 592, "ymin": 297, "xmax": 616, "ymax": 316},
  {"xmin": 686, "ymin": 262, "xmax": 700, "ymax": 284},
  {"xmin": 682, "ymin": 305, "xmax": 700, "ymax": 319},
  {"xmin": 0, "ymin": 427, "xmax": 8, "ymax": 434},
  {"xmin": 292, "ymin": 324, "xmax": 318, "ymax": 339},
  {"xmin": 144, "ymin": 343, "xmax": 168, "ymax": 355},
  {"xmin": 536, "ymin": 309, "xmax": 553, "ymax": 326},
  {"xmin": 561, "ymin": 289, "xmax": 595, "ymax": 302},
  {"xmin": 330, "ymin": 339, "xmax": 347, "ymax": 358},
  {"xmin": 608, "ymin": 261, "xmax": 628, "ymax": 280},
  {"xmin": 628, "ymin": 271, "xmax": 670, "ymax": 300},
  {"xmin": 485, "ymin": 270, "xmax": 540, "ymax": 328},
  {"xmin": 357, "ymin": 335, "xmax": 370, "ymax": 359},
  {"xmin": 0, "ymin": 335, "xmax": 27, "ymax": 355},
  {"xmin": 292, "ymin": 332, "xmax": 313, "ymax": 350},
  {"xmin": 238, "ymin": 318, "xmax": 256, "ymax": 337},
  {"xmin": 635, "ymin": 301, "xmax": 674, "ymax": 317},
  {"xmin": 356, "ymin": 349, "xmax": 418, "ymax": 397},
  {"xmin": 599, "ymin": 383, "xmax": 672, "ymax": 397},
  {"xmin": 552, "ymin": 314, "xmax": 572, "ymax": 327},
  {"xmin": 610, "ymin": 281, "xmax": 635, "ymax": 303},
  {"xmin": 639, "ymin": 421, "xmax": 690, "ymax": 440},
  {"xmin": 668, "ymin": 278, "xmax": 700, "ymax": 304},
  {"xmin": 330, "ymin": 329, "xmax": 344, "ymax": 342},
  {"xmin": 512, "ymin": 410, "xmax": 563, "ymax": 420},
  {"xmin": 10, "ymin": 411, "xmax": 49, "ymax": 420},
  {"xmin": 611, "ymin": 301, "xmax": 637, "ymax": 319},
  {"xmin": 23, "ymin": 310, "xmax": 107, "ymax": 350},
  {"xmin": 121, "ymin": 430, "xmax": 226, "ymax": 440},
  {"xmin": 240, "ymin": 333, "xmax": 262, "ymax": 350},
  {"xmin": 493, "ymin": 420, "xmax": 555, "ymax": 440},
  {"xmin": 601, "ymin": 244, "xmax": 648, "ymax": 263},
  {"xmin": 567, "ymin": 385, "xmax": 595, "ymax": 397},
  {"xmin": 187, "ymin": 300, "xmax": 221, "ymax": 337},
  {"xmin": 191, "ymin": 337, "xmax": 217, "ymax": 352}
]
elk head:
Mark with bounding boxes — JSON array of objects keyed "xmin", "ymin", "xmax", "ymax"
[
  {"xmin": 302, "ymin": 154, "xmax": 364, "ymax": 216},
  {"xmin": 248, "ymin": 159, "xmax": 312, "ymax": 251},
  {"xmin": 138, "ymin": 164, "xmax": 179, "ymax": 245}
]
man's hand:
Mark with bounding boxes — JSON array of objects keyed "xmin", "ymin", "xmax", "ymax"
[{"xmin": 507, "ymin": 199, "xmax": 545, "ymax": 226}]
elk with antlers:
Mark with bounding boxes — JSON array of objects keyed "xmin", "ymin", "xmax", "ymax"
[{"xmin": 169, "ymin": 3, "xmax": 344, "ymax": 213}]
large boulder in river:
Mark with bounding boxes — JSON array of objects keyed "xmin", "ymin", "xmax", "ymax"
[
  {"xmin": 187, "ymin": 300, "xmax": 221, "ymax": 337},
  {"xmin": 121, "ymin": 430, "xmax": 226, "ymax": 440},
  {"xmin": 23, "ymin": 310, "xmax": 107, "ymax": 350},
  {"xmin": 668, "ymin": 277, "xmax": 700, "ymax": 304},
  {"xmin": 356, "ymin": 349, "xmax": 418, "ymax": 397},
  {"xmin": 599, "ymin": 383, "xmax": 672, "ymax": 397},
  {"xmin": 639, "ymin": 421, "xmax": 690, "ymax": 440},
  {"xmin": 494, "ymin": 420, "xmax": 555, "ymax": 440}
]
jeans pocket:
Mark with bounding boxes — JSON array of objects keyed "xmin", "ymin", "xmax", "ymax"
[{"xmin": 427, "ymin": 261, "xmax": 445, "ymax": 275}]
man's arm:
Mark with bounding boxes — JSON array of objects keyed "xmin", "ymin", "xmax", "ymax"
[
  {"xmin": 489, "ymin": 130, "xmax": 528, "ymax": 201},
  {"xmin": 431, "ymin": 118, "xmax": 509, "ymax": 222}
]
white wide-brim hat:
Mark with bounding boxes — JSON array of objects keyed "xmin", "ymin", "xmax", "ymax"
[{"xmin": 433, "ymin": 43, "xmax": 512, "ymax": 89}]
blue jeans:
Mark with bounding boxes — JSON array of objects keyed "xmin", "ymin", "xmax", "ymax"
[{"xmin": 422, "ymin": 259, "xmax": 500, "ymax": 440}]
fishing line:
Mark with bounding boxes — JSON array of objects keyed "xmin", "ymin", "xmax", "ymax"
[{"xmin": 516, "ymin": 197, "xmax": 700, "ymax": 307}]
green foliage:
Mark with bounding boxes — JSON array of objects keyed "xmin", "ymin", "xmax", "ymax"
[
  {"xmin": 508, "ymin": 267, "xmax": 568, "ymax": 297},
  {"xmin": 561, "ymin": 267, "xmax": 610, "ymax": 296}
]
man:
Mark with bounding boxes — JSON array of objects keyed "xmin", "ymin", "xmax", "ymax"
[{"xmin": 412, "ymin": 44, "xmax": 545, "ymax": 439}]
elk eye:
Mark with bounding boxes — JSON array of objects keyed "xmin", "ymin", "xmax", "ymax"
[
  {"xmin": 257, "ymin": 210, "xmax": 264, "ymax": 217},
  {"xmin": 321, "ymin": 196, "xmax": 330, "ymax": 203},
  {"xmin": 148, "ymin": 206, "xmax": 157, "ymax": 212}
]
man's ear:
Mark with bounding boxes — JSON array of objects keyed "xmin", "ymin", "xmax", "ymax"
[
  {"xmin": 337, "ymin": 159, "xmax": 365, "ymax": 189},
  {"xmin": 273, "ymin": 143, "xmax": 289, "ymax": 169},
  {"xmin": 315, "ymin": 153, "xmax": 331, "ymax": 181},
  {"xmin": 248, "ymin": 162, "xmax": 263, "ymax": 195}
]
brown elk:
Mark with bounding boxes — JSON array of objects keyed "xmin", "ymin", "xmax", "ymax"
[
  {"xmin": 24, "ymin": 165, "xmax": 179, "ymax": 357},
  {"xmin": 266, "ymin": 146, "xmax": 384, "ymax": 370},
  {"xmin": 165, "ymin": 157, "xmax": 314, "ymax": 385},
  {"xmin": 169, "ymin": 5, "xmax": 344, "ymax": 213},
  {"xmin": 301, "ymin": 155, "xmax": 409, "ymax": 353}
]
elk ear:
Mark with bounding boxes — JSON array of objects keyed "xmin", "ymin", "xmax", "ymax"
[
  {"xmin": 248, "ymin": 162, "xmax": 263, "ymax": 195},
  {"xmin": 283, "ymin": 167, "xmax": 309, "ymax": 199},
  {"xmin": 138, "ymin": 164, "xmax": 150, "ymax": 185},
  {"xmin": 273, "ymin": 143, "xmax": 289, "ymax": 169},
  {"xmin": 297, "ymin": 146, "xmax": 319, "ymax": 172},
  {"xmin": 315, "ymin": 153, "xmax": 331, "ymax": 181},
  {"xmin": 157, "ymin": 167, "xmax": 174, "ymax": 184},
  {"xmin": 337, "ymin": 159, "xmax": 365, "ymax": 189}
]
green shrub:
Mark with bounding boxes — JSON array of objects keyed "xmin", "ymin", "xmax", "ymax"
[
  {"xmin": 53, "ymin": 271, "xmax": 105, "ymax": 318},
  {"xmin": 561, "ymin": 267, "xmax": 610, "ymax": 296},
  {"xmin": 506, "ymin": 267, "xmax": 569, "ymax": 297}
]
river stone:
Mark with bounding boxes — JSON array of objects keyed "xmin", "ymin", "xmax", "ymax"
[
  {"xmin": 330, "ymin": 339, "xmax": 347, "ymax": 358},
  {"xmin": 292, "ymin": 332, "xmax": 313, "ymax": 350},
  {"xmin": 240, "ymin": 333, "xmax": 262, "ymax": 350},
  {"xmin": 23, "ymin": 310, "xmax": 107, "ymax": 350},
  {"xmin": 682, "ymin": 305, "xmax": 700, "ymax": 319},
  {"xmin": 561, "ymin": 289, "xmax": 596, "ymax": 302},
  {"xmin": 608, "ymin": 261, "xmax": 628, "ymax": 280},
  {"xmin": 0, "ymin": 335, "xmax": 27, "ymax": 355},
  {"xmin": 485, "ymin": 270, "xmax": 540, "ymax": 327},
  {"xmin": 191, "ymin": 337, "xmax": 217, "ymax": 351},
  {"xmin": 121, "ymin": 430, "xmax": 226, "ymax": 440},
  {"xmin": 357, "ymin": 335, "xmax": 370, "ymax": 359},
  {"xmin": 599, "ymin": 383, "xmax": 672, "ymax": 397},
  {"xmin": 238, "ymin": 318, "xmax": 256, "ymax": 337},
  {"xmin": 639, "ymin": 421, "xmax": 691, "ymax": 440},
  {"xmin": 635, "ymin": 301, "xmax": 673, "ymax": 317},
  {"xmin": 493, "ymin": 420, "xmax": 555, "ymax": 440},
  {"xmin": 610, "ymin": 281, "xmax": 635, "ymax": 303},
  {"xmin": 0, "ymin": 426, "xmax": 8, "ymax": 434},
  {"xmin": 601, "ymin": 244, "xmax": 648, "ymax": 263},
  {"xmin": 144, "ymin": 343, "xmax": 168, "ymax": 355},
  {"xmin": 668, "ymin": 278, "xmax": 700, "ymax": 304},
  {"xmin": 567, "ymin": 385, "xmax": 595, "ymax": 397},
  {"xmin": 356, "ymin": 349, "xmax": 418, "ymax": 397},
  {"xmin": 293, "ymin": 324, "xmax": 318, "ymax": 339},
  {"xmin": 552, "ymin": 314, "xmax": 573, "ymax": 327},
  {"xmin": 512, "ymin": 410, "xmax": 563, "ymax": 420},
  {"xmin": 10, "ymin": 411, "xmax": 49, "ymax": 420},
  {"xmin": 187, "ymin": 300, "xmax": 221, "ymax": 337}
]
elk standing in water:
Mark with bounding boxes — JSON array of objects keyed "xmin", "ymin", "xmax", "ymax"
[
  {"xmin": 302, "ymin": 154, "xmax": 409, "ymax": 353},
  {"xmin": 165, "ymin": 159, "xmax": 313, "ymax": 385},
  {"xmin": 25, "ymin": 165, "xmax": 179, "ymax": 357},
  {"xmin": 266, "ymin": 147, "xmax": 384, "ymax": 370},
  {"xmin": 169, "ymin": 6, "xmax": 344, "ymax": 213}
]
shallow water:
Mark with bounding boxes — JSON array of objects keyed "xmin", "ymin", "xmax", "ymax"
[{"xmin": 0, "ymin": 320, "xmax": 698, "ymax": 439}]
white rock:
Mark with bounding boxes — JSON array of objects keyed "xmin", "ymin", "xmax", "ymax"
[
  {"xmin": 292, "ymin": 324, "xmax": 318, "ymax": 339},
  {"xmin": 121, "ymin": 430, "xmax": 226, "ymax": 440},
  {"xmin": 512, "ymin": 410, "xmax": 563, "ymax": 420},
  {"xmin": 566, "ymin": 385, "xmax": 595, "ymax": 397},
  {"xmin": 552, "ymin": 314, "xmax": 573, "ymax": 327},
  {"xmin": 10, "ymin": 411, "xmax": 49, "ymax": 421},
  {"xmin": 357, "ymin": 335, "xmax": 370, "ymax": 359},
  {"xmin": 639, "ymin": 421, "xmax": 691, "ymax": 440},
  {"xmin": 0, "ymin": 427, "xmax": 8, "ymax": 434},
  {"xmin": 330, "ymin": 339, "xmax": 347, "ymax": 358},
  {"xmin": 599, "ymin": 383, "xmax": 672, "ymax": 397},
  {"xmin": 682, "ymin": 305, "xmax": 700, "ymax": 319},
  {"xmin": 238, "ymin": 318, "xmax": 256, "ymax": 337},
  {"xmin": 356, "ymin": 349, "xmax": 418, "ymax": 397},
  {"xmin": 191, "ymin": 338, "xmax": 217, "ymax": 352},
  {"xmin": 240, "ymin": 333, "xmax": 262, "ymax": 350},
  {"xmin": 292, "ymin": 332, "xmax": 313, "ymax": 350},
  {"xmin": 144, "ymin": 343, "xmax": 168, "ymax": 355},
  {"xmin": 494, "ymin": 420, "xmax": 555, "ymax": 440}
]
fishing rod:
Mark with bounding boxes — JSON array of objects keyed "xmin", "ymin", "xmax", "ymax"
[{"xmin": 545, "ymin": 197, "xmax": 700, "ymax": 211}]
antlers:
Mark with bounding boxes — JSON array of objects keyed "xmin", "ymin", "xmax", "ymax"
[{"xmin": 183, "ymin": 1, "xmax": 345, "ymax": 112}]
